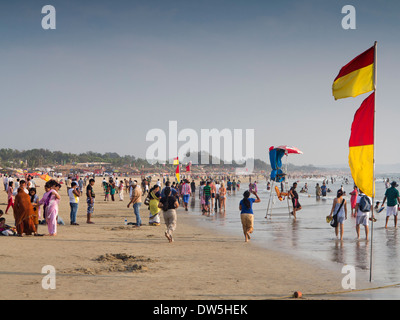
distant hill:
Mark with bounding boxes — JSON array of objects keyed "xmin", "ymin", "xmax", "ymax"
[{"xmin": 0, "ymin": 148, "xmax": 362, "ymax": 174}]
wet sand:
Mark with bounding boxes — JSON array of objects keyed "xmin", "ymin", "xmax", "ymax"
[{"xmin": 0, "ymin": 177, "xmax": 353, "ymax": 300}]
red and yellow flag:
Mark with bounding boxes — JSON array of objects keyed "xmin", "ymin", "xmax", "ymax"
[
  {"xmin": 349, "ymin": 92, "xmax": 375, "ymax": 197},
  {"xmin": 175, "ymin": 165, "xmax": 180, "ymax": 182},
  {"xmin": 332, "ymin": 46, "xmax": 375, "ymax": 100}
]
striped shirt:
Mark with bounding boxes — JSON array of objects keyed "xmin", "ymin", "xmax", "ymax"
[
  {"xmin": 203, "ymin": 185, "xmax": 211, "ymax": 196},
  {"xmin": 181, "ymin": 183, "xmax": 191, "ymax": 195}
]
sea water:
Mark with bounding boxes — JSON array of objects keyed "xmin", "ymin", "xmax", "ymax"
[{"xmin": 188, "ymin": 174, "xmax": 400, "ymax": 299}]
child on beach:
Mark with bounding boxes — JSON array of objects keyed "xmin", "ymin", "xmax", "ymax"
[
  {"xmin": 5, "ymin": 181, "xmax": 14, "ymax": 214},
  {"xmin": 0, "ymin": 217, "xmax": 17, "ymax": 236},
  {"xmin": 29, "ymin": 188, "xmax": 42, "ymax": 235}
]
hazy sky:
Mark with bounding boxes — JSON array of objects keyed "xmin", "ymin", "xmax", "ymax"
[{"xmin": 1, "ymin": 0, "xmax": 400, "ymax": 167}]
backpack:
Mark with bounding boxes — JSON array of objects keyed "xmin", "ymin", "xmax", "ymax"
[{"xmin": 359, "ymin": 195, "xmax": 371, "ymax": 212}]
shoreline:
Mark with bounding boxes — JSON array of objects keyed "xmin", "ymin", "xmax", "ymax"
[{"xmin": 0, "ymin": 179, "xmax": 363, "ymax": 300}]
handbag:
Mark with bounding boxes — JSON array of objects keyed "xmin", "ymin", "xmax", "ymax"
[{"xmin": 330, "ymin": 199, "xmax": 345, "ymax": 228}]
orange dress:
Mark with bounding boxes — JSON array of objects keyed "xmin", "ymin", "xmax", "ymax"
[{"xmin": 13, "ymin": 188, "xmax": 37, "ymax": 235}]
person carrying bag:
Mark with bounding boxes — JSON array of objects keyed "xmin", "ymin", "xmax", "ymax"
[{"xmin": 328, "ymin": 189, "xmax": 347, "ymax": 240}]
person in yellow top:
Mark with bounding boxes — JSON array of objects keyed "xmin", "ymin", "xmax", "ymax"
[{"xmin": 148, "ymin": 185, "xmax": 161, "ymax": 226}]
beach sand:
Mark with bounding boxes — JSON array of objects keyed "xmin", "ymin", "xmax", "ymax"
[{"xmin": 0, "ymin": 177, "xmax": 346, "ymax": 300}]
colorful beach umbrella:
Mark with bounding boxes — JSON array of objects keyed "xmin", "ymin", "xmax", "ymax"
[{"xmin": 269, "ymin": 145, "xmax": 303, "ymax": 155}]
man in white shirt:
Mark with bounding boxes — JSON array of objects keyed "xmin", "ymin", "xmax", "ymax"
[
  {"xmin": 7, "ymin": 176, "xmax": 13, "ymax": 191},
  {"xmin": 214, "ymin": 181, "xmax": 221, "ymax": 212},
  {"xmin": 68, "ymin": 182, "xmax": 80, "ymax": 225},
  {"xmin": 355, "ymin": 191, "xmax": 372, "ymax": 240}
]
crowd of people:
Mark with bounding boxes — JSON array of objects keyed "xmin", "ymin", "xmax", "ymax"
[
  {"xmin": 0, "ymin": 174, "xmax": 97, "ymax": 236},
  {"xmin": 8, "ymin": 172, "xmax": 398, "ymax": 244},
  {"xmin": 0, "ymin": 173, "xmax": 262, "ymax": 243},
  {"xmin": 327, "ymin": 180, "xmax": 400, "ymax": 241}
]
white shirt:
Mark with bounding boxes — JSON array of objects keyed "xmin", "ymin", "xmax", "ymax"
[{"xmin": 68, "ymin": 188, "xmax": 80, "ymax": 204}]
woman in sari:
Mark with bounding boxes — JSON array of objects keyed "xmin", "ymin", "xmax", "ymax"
[
  {"xmin": 39, "ymin": 180, "xmax": 61, "ymax": 236},
  {"xmin": 13, "ymin": 180, "xmax": 37, "ymax": 236},
  {"xmin": 350, "ymin": 185, "xmax": 358, "ymax": 217},
  {"xmin": 148, "ymin": 185, "xmax": 161, "ymax": 226}
]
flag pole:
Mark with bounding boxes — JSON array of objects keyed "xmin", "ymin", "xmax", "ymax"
[{"xmin": 369, "ymin": 41, "xmax": 377, "ymax": 282}]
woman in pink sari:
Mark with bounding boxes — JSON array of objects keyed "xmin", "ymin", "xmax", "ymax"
[{"xmin": 39, "ymin": 180, "xmax": 61, "ymax": 236}]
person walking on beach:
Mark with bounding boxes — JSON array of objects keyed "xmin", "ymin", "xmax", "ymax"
[
  {"xmin": 127, "ymin": 181, "xmax": 142, "ymax": 227},
  {"xmin": 315, "ymin": 183, "xmax": 321, "ymax": 200},
  {"xmin": 355, "ymin": 190, "xmax": 372, "ymax": 240},
  {"xmin": 86, "ymin": 178, "xmax": 95, "ymax": 224},
  {"xmin": 5, "ymin": 181, "xmax": 14, "ymax": 214},
  {"xmin": 118, "ymin": 181, "xmax": 124, "ymax": 201},
  {"xmin": 329, "ymin": 189, "xmax": 347, "ymax": 240},
  {"xmin": 289, "ymin": 182, "xmax": 302, "ymax": 220},
  {"xmin": 110, "ymin": 181, "xmax": 116, "ymax": 201},
  {"xmin": 203, "ymin": 181, "xmax": 211, "ymax": 215},
  {"xmin": 159, "ymin": 187, "xmax": 179, "ymax": 243},
  {"xmin": 3, "ymin": 174, "xmax": 8, "ymax": 191},
  {"xmin": 381, "ymin": 181, "xmax": 400, "ymax": 229},
  {"xmin": 181, "ymin": 179, "xmax": 191, "ymax": 212},
  {"xmin": 350, "ymin": 185, "xmax": 358, "ymax": 217},
  {"xmin": 239, "ymin": 190, "xmax": 260, "ymax": 242},
  {"xmin": 214, "ymin": 180, "xmax": 220, "ymax": 212},
  {"xmin": 190, "ymin": 179, "xmax": 196, "ymax": 195},
  {"xmin": 78, "ymin": 177, "xmax": 84, "ymax": 193},
  {"xmin": 199, "ymin": 181, "xmax": 206, "ymax": 213},
  {"xmin": 219, "ymin": 182, "xmax": 226, "ymax": 213},
  {"xmin": 148, "ymin": 185, "xmax": 161, "ymax": 226}
]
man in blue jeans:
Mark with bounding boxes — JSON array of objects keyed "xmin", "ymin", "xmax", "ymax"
[
  {"xmin": 68, "ymin": 181, "xmax": 81, "ymax": 225},
  {"xmin": 127, "ymin": 181, "xmax": 142, "ymax": 226}
]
